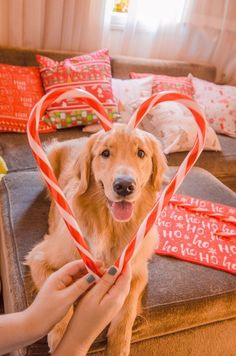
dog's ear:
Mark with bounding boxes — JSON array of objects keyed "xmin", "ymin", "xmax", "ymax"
[
  {"xmin": 74, "ymin": 137, "xmax": 95, "ymax": 195},
  {"xmin": 151, "ymin": 138, "xmax": 167, "ymax": 191},
  {"xmin": 46, "ymin": 140, "xmax": 63, "ymax": 179}
]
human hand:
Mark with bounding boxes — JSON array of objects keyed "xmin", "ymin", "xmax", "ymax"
[
  {"xmin": 25, "ymin": 260, "xmax": 97, "ymax": 338},
  {"xmin": 53, "ymin": 264, "xmax": 132, "ymax": 356}
]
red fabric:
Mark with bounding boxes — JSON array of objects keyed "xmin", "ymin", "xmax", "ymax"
[
  {"xmin": 36, "ymin": 49, "xmax": 118, "ymax": 129},
  {"xmin": 0, "ymin": 64, "xmax": 54, "ymax": 133},
  {"xmin": 130, "ymin": 72, "xmax": 194, "ymax": 97},
  {"xmin": 156, "ymin": 195, "xmax": 236, "ymax": 274}
]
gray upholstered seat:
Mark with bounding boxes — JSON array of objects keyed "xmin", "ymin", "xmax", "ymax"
[{"xmin": 0, "ymin": 167, "xmax": 235, "ymax": 355}]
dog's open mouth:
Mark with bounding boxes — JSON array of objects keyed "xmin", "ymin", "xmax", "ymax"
[{"xmin": 108, "ymin": 200, "xmax": 134, "ymax": 222}]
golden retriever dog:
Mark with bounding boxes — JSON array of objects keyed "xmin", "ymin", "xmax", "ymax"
[{"xmin": 26, "ymin": 123, "xmax": 167, "ymax": 355}]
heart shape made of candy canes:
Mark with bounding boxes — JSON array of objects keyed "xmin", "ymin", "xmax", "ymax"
[{"xmin": 27, "ymin": 87, "xmax": 207, "ymax": 278}]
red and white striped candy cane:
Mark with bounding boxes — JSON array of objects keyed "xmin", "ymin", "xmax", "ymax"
[
  {"xmin": 27, "ymin": 88, "xmax": 207, "ymax": 277},
  {"xmin": 27, "ymin": 88, "xmax": 113, "ymax": 278},
  {"xmin": 114, "ymin": 92, "xmax": 207, "ymax": 272}
]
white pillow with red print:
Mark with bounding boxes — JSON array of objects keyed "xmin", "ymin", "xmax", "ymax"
[
  {"xmin": 111, "ymin": 77, "xmax": 153, "ymax": 123},
  {"xmin": 82, "ymin": 77, "xmax": 153, "ymax": 133},
  {"xmin": 190, "ymin": 74, "xmax": 236, "ymax": 138},
  {"xmin": 139, "ymin": 101, "xmax": 221, "ymax": 154}
]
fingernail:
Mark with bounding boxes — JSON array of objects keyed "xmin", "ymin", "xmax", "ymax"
[
  {"xmin": 86, "ymin": 274, "xmax": 96, "ymax": 284},
  {"xmin": 108, "ymin": 266, "xmax": 118, "ymax": 276}
]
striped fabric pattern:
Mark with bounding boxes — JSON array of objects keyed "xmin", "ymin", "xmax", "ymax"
[
  {"xmin": 130, "ymin": 72, "xmax": 194, "ymax": 97},
  {"xmin": 37, "ymin": 49, "xmax": 119, "ymax": 129}
]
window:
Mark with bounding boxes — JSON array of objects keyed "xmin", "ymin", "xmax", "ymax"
[
  {"xmin": 113, "ymin": 0, "xmax": 129, "ymax": 13},
  {"xmin": 111, "ymin": 0, "xmax": 129, "ymax": 30},
  {"xmin": 111, "ymin": 0, "xmax": 186, "ymax": 31},
  {"xmin": 133, "ymin": 0, "xmax": 186, "ymax": 30}
]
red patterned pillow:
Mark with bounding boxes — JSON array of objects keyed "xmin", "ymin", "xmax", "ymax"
[
  {"xmin": 0, "ymin": 64, "xmax": 54, "ymax": 133},
  {"xmin": 129, "ymin": 72, "xmax": 194, "ymax": 97},
  {"xmin": 37, "ymin": 49, "xmax": 119, "ymax": 129}
]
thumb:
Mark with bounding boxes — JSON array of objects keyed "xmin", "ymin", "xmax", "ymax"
[
  {"xmin": 103, "ymin": 264, "xmax": 131, "ymax": 303},
  {"xmin": 50, "ymin": 260, "xmax": 88, "ymax": 289},
  {"xmin": 88, "ymin": 266, "xmax": 120, "ymax": 301}
]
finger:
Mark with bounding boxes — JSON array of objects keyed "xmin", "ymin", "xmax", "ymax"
[
  {"xmin": 104, "ymin": 264, "xmax": 132, "ymax": 303},
  {"xmin": 51, "ymin": 260, "xmax": 88, "ymax": 288},
  {"xmin": 63, "ymin": 273, "xmax": 96, "ymax": 302},
  {"xmin": 88, "ymin": 266, "xmax": 120, "ymax": 301}
]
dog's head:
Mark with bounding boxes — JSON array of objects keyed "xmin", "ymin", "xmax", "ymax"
[{"xmin": 76, "ymin": 123, "xmax": 167, "ymax": 222}]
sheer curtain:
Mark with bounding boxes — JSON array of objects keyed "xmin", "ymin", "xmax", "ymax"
[
  {"xmin": 104, "ymin": 0, "xmax": 236, "ymax": 84},
  {"xmin": 0, "ymin": 0, "xmax": 109, "ymax": 52},
  {"xmin": 106, "ymin": 0, "xmax": 189, "ymax": 58},
  {"xmin": 0, "ymin": 0, "xmax": 235, "ymax": 84},
  {"xmin": 183, "ymin": 0, "xmax": 236, "ymax": 84}
]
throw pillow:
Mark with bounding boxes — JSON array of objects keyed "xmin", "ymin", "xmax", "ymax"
[
  {"xmin": 82, "ymin": 77, "xmax": 153, "ymax": 133},
  {"xmin": 138, "ymin": 101, "xmax": 221, "ymax": 154},
  {"xmin": 36, "ymin": 49, "xmax": 119, "ymax": 129},
  {"xmin": 0, "ymin": 64, "xmax": 53, "ymax": 133},
  {"xmin": 129, "ymin": 72, "xmax": 194, "ymax": 97},
  {"xmin": 190, "ymin": 74, "xmax": 236, "ymax": 137},
  {"xmin": 112, "ymin": 77, "xmax": 153, "ymax": 122}
]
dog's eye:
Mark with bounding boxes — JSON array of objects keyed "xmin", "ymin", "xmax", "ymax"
[
  {"xmin": 101, "ymin": 149, "xmax": 110, "ymax": 158},
  {"xmin": 137, "ymin": 149, "xmax": 145, "ymax": 158}
]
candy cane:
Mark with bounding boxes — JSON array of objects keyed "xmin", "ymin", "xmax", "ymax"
[
  {"xmin": 27, "ymin": 88, "xmax": 113, "ymax": 278},
  {"xmin": 28, "ymin": 88, "xmax": 208, "ymax": 277},
  {"xmin": 115, "ymin": 92, "xmax": 207, "ymax": 272}
]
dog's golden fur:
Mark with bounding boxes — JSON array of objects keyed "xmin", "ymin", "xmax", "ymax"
[{"xmin": 26, "ymin": 123, "xmax": 167, "ymax": 355}]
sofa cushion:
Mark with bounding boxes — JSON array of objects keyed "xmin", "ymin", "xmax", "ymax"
[
  {"xmin": 129, "ymin": 72, "xmax": 194, "ymax": 97},
  {"xmin": 36, "ymin": 50, "xmax": 119, "ymax": 129},
  {"xmin": 0, "ymin": 167, "xmax": 236, "ymax": 355},
  {"xmin": 138, "ymin": 101, "xmax": 221, "ymax": 154},
  {"xmin": 111, "ymin": 77, "xmax": 153, "ymax": 123},
  {"xmin": 0, "ymin": 64, "xmax": 54, "ymax": 133},
  {"xmin": 0, "ymin": 128, "xmax": 87, "ymax": 173},
  {"xmin": 191, "ymin": 75, "xmax": 236, "ymax": 137}
]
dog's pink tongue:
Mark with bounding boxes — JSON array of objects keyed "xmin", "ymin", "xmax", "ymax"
[{"xmin": 111, "ymin": 201, "xmax": 133, "ymax": 221}]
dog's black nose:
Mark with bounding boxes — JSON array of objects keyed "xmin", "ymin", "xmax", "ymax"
[{"xmin": 113, "ymin": 176, "xmax": 136, "ymax": 196}]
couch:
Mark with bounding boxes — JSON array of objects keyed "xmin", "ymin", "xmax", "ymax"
[
  {"xmin": 0, "ymin": 47, "xmax": 236, "ymax": 355},
  {"xmin": 0, "ymin": 47, "xmax": 236, "ymax": 192}
]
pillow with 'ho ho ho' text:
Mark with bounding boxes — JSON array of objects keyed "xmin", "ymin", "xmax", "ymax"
[{"xmin": 0, "ymin": 64, "xmax": 54, "ymax": 133}]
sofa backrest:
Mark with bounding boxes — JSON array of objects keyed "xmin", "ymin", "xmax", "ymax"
[{"xmin": 0, "ymin": 46, "xmax": 216, "ymax": 82}]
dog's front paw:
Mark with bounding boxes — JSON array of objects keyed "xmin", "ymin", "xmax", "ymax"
[
  {"xmin": 47, "ymin": 306, "xmax": 74, "ymax": 353},
  {"xmin": 106, "ymin": 333, "xmax": 131, "ymax": 356},
  {"xmin": 47, "ymin": 326, "xmax": 63, "ymax": 354},
  {"xmin": 106, "ymin": 344, "xmax": 130, "ymax": 356}
]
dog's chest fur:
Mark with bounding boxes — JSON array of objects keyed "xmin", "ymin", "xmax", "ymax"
[{"xmin": 72, "ymin": 184, "xmax": 157, "ymax": 267}]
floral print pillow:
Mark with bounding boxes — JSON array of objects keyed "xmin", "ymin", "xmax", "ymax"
[
  {"xmin": 112, "ymin": 77, "xmax": 153, "ymax": 123},
  {"xmin": 190, "ymin": 75, "xmax": 236, "ymax": 137},
  {"xmin": 82, "ymin": 77, "xmax": 153, "ymax": 133},
  {"xmin": 36, "ymin": 49, "xmax": 119, "ymax": 129},
  {"xmin": 138, "ymin": 101, "xmax": 221, "ymax": 154}
]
